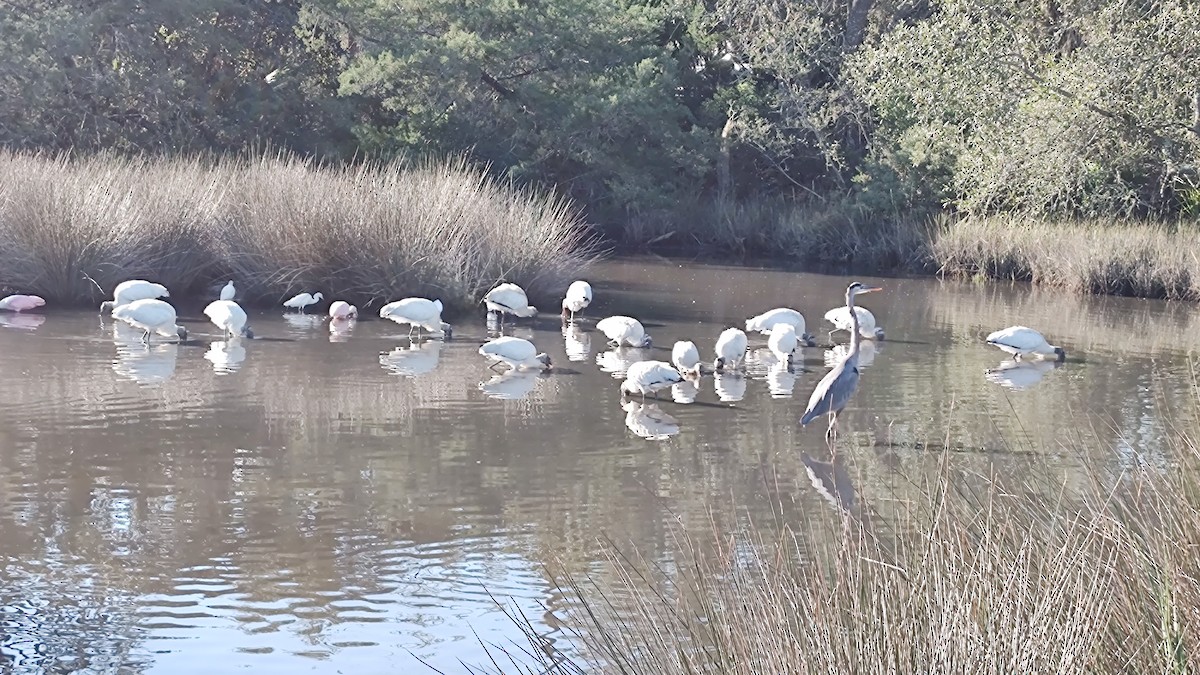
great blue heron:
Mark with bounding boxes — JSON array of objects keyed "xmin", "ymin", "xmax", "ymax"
[
  {"xmin": 801, "ymin": 281, "xmax": 882, "ymax": 443},
  {"xmin": 985, "ymin": 326, "xmax": 1066, "ymax": 361}
]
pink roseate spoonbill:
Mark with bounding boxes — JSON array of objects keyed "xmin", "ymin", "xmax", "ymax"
[
  {"xmin": 110, "ymin": 299, "xmax": 188, "ymax": 343},
  {"xmin": 0, "ymin": 295, "xmax": 46, "ymax": 312},
  {"xmin": 283, "ymin": 292, "xmax": 323, "ymax": 313},
  {"xmin": 328, "ymin": 300, "xmax": 358, "ymax": 320}
]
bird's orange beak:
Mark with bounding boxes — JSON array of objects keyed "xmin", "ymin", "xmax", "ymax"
[{"xmin": 863, "ymin": 286, "xmax": 883, "ymax": 293}]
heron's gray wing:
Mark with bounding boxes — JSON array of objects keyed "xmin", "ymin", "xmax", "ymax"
[
  {"xmin": 825, "ymin": 365, "xmax": 860, "ymax": 415},
  {"xmin": 802, "ymin": 362, "xmax": 849, "ymax": 424}
]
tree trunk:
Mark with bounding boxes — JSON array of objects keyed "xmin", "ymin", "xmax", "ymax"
[
  {"xmin": 717, "ymin": 115, "xmax": 736, "ymax": 208},
  {"xmin": 844, "ymin": 0, "xmax": 874, "ymax": 51}
]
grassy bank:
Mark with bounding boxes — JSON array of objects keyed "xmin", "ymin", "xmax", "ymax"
[
  {"xmin": 500, "ymin": 430, "xmax": 1200, "ymax": 673},
  {"xmin": 0, "ymin": 152, "xmax": 596, "ymax": 311}
]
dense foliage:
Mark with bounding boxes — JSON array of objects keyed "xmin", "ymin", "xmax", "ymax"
[{"xmin": 2, "ymin": 0, "xmax": 1196, "ymax": 234}]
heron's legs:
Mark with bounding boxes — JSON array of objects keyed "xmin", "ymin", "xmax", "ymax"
[
  {"xmin": 141, "ymin": 329, "xmax": 151, "ymax": 344},
  {"xmin": 825, "ymin": 413, "xmax": 839, "ymax": 446}
]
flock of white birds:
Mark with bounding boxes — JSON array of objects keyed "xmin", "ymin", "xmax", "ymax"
[{"xmin": 0, "ymin": 277, "xmax": 1067, "ymax": 442}]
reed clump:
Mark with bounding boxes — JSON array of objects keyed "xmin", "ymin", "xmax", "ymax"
[
  {"xmin": 932, "ymin": 215, "xmax": 1200, "ymax": 300},
  {"xmin": 0, "ymin": 151, "xmax": 596, "ymax": 310},
  {"xmin": 499, "ymin": 439, "xmax": 1200, "ymax": 674}
]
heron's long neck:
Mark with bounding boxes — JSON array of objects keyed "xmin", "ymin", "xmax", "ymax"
[{"xmin": 846, "ymin": 289, "xmax": 861, "ymax": 364}]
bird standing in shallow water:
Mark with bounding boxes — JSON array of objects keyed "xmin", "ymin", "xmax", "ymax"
[
  {"xmin": 714, "ymin": 327, "xmax": 748, "ymax": 372},
  {"xmin": 596, "ymin": 316, "xmax": 652, "ymax": 348},
  {"xmin": 0, "ymin": 295, "xmax": 45, "ymax": 312},
  {"xmin": 111, "ymin": 299, "xmax": 188, "ymax": 343},
  {"xmin": 985, "ymin": 326, "xmax": 1066, "ymax": 361},
  {"xmin": 801, "ymin": 282, "xmax": 882, "ymax": 444},
  {"xmin": 824, "ymin": 305, "xmax": 885, "ymax": 342},
  {"xmin": 561, "ymin": 280, "xmax": 592, "ymax": 323},
  {"xmin": 484, "ymin": 283, "xmax": 537, "ymax": 327},
  {"xmin": 671, "ymin": 340, "xmax": 701, "ymax": 376},
  {"xmin": 479, "ymin": 336, "xmax": 552, "ymax": 372},
  {"xmin": 284, "ymin": 292, "xmax": 323, "ymax": 314},
  {"xmin": 204, "ymin": 300, "xmax": 254, "ymax": 339},
  {"xmin": 379, "ymin": 298, "xmax": 452, "ymax": 340}
]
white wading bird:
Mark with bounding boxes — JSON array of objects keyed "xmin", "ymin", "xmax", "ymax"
[
  {"xmin": 220, "ymin": 281, "xmax": 236, "ymax": 301},
  {"xmin": 283, "ymin": 291, "xmax": 323, "ymax": 313},
  {"xmin": 768, "ymin": 323, "xmax": 800, "ymax": 367},
  {"xmin": 824, "ymin": 305, "xmax": 885, "ymax": 342},
  {"xmin": 802, "ymin": 282, "xmax": 882, "ymax": 443},
  {"xmin": 713, "ymin": 327, "xmax": 748, "ymax": 372},
  {"xmin": 100, "ymin": 280, "xmax": 170, "ymax": 314},
  {"xmin": 111, "ymin": 298, "xmax": 189, "ymax": 343},
  {"xmin": 671, "ymin": 340, "xmax": 701, "ymax": 376},
  {"xmin": 483, "ymin": 283, "xmax": 537, "ymax": 324},
  {"xmin": 620, "ymin": 360, "xmax": 683, "ymax": 400},
  {"xmin": 379, "ymin": 298, "xmax": 452, "ymax": 340},
  {"xmin": 328, "ymin": 300, "xmax": 358, "ymax": 320},
  {"xmin": 596, "ymin": 315, "xmax": 652, "ymax": 347},
  {"xmin": 203, "ymin": 300, "xmax": 254, "ymax": 339},
  {"xmin": 745, "ymin": 308, "xmax": 816, "ymax": 346},
  {"xmin": 479, "ymin": 336, "xmax": 552, "ymax": 372},
  {"xmin": 561, "ymin": 280, "xmax": 593, "ymax": 322},
  {"xmin": 985, "ymin": 326, "xmax": 1066, "ymax": 361}
]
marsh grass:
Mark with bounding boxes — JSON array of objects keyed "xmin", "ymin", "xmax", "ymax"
[
  {"xmin": 0, "ymin": 151, "xmax": 596, "ymax": 310},
  {"xmin": 933, "ymin": 215, "xmax": 1200, "ymax": 300},
  {"xmin": 495, "ymin": 432, "xmax": 1200, "ymax": 674}
]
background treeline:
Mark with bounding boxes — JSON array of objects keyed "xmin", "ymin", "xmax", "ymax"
[{"xmin": 3, "ymin": 0, "xmax": 1198, "ymax": 254}]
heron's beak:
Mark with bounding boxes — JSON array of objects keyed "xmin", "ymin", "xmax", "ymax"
[{"xmin": 862, "ymin": 286, "xmax": 883, "ymax": 293}]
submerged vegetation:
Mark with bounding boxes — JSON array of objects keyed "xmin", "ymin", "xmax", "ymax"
[
  {"xmin": 498, "ymin": 426, "xmax": 1200, "ymax": 674},
  {"xmin": 0, "ymin": 152, "xmax": 595, "ymax": 309}
]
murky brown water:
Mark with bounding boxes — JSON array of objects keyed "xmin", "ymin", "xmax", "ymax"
[{"xmin": 1, "ymin": 257, "xmax": 1196, "ymax": 672}]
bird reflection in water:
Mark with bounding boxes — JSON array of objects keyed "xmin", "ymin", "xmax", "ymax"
[
  {"xmin": 766, "ymin": 360, "xmax": 797, "ymax": 398},
  {"xmin": 112, "ymin": 342, "xmax": 179, "ymax": 384},
  {"xmin": 204, "ymin": 340, "xmax": 246, "ymax": 373},
  {"xmin": 622, "ymin": 400, "xmax": 680, "ymax": 440},
  {"xmin": 329, "ymin": 317, "xmax": 356, "ymax": 343},
  {"xmin": 672, "ymin": 375, "xmax": 699, "ymax": 404},
  {"xmin": 281, "ymin": 312, "xmax": 324, "ymax": 333},
  {"xmin": 596, "ymin": 348, "xmax": 648, "ymax": 379},
  {"xmin": 479, "ymin": 371, "xmax": 540, "ymax": 400},
  {"xmin": 562, "ymin": 323, "xmax": 591, "ymax": 362},
  {"xmin": 379, "ymin": 341, "xmax": 442, "ymax": 377},
  {"xmin": 714, "ymin": 371, "xmax": 747, "ymax": 402},
  {"xmin": 801, "ymin": 452, "xmax": 855, "ymax": 513},
  {"xmin": 823, "ymin": 339, "xmax": 878, "ymax": 369},
  {"xmin": 985, "ymin": 359, "xmax": 1062, "ymax": 391},
  {"xmin": 0, "ymin": 313, "xmax": 46, "ymax": 330}
]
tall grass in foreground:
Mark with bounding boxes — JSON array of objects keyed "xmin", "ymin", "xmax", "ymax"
[
  {"xmin": 493, "ymin": 438, "xmax": 1200, "ymax": 674},
  {"xmin": 933, "ymin": 215, "xmax": 1200, "ymax": 300},
  {"xmin": 0, "ymin": 151, "xmax": 596, "ymax": 309}
]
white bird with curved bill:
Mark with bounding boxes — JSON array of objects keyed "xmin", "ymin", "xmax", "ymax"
[
  {"xmin": 328, "ymin": 300, "xmax": 358, "ymax": 320},
  {"xmin": 379, "ymin": 298, "xmax": 452, "ymax": 340},
  {"xmin": 714, "ymin": 327, "xmax": 748, "ymax": 372},
  {"xmin": 220, "ymin": 281, "xmax": 236, "ymax": 301},
  {"xmin": 100, "ymin": 280, "xmax": 170, "ymax": 314},
  {"xmin": 561, "ymin": 280, "xmax": 593, "ymax": 322},
  {"xmin": 623, "ymin": 401, "xmax": 681, "ymax": 441},
  {"xmin": 985, "ymin": 359, "xmax": 1061, "ymax": 391},
  {"xmin": 0, "ymin": 294, "xmax": 45, "ymax": 312},
  {"xmin": 479, "ymin": 336, "xmax": 552, "ymax": 372},
  {"xmin": 597, "ymin": 316, "xmax": 652, "ymax": 347},
  {"xmin": 985, "ymin": 326, "xmax": 1066, "ymax": 361},
  {"xmin": 671, "ymin": 340, "xmax": 701, "ymax": 376},
  {"xmin": 283, "ymin": 292, "xmax": 323, "ymax": 313},
  {"xmin": 745, "ymin": 308, "xmax": 816, "ymax": 346},
  {"xmin": 380, "ymin": 341, "xmax": 442, "ymax": 377},
  {"xmin": 802, "ymin": 282, "xmax": 882, "ymax": 443},
  {"xmin": 620, "ymin": 360, "xmax": 683, "ymax": 400},
  {"xmin": 203, "ymin": 300, "xmax": 254, "ymax": 339},
  {"xmin": 824, "ymin": 305, "xmax": 885, "ymax": 342},
  {"xmin": 767, "ymin": 323, "xmax": 800, "ymax": 368},
  {"xmin": 484, "ymin": 283, "xmax": 537, "ymax": 324},
  {"xmin": 111, "ymin": 299, "xmax": 188, "ymax": 343}
]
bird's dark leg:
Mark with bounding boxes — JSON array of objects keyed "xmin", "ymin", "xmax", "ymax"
[{"xmin": 825, "ymin": 413, "xmax": 838, "ymax": 446}]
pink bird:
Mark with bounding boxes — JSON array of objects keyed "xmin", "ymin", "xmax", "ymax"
[{"xmin": 0, "ymin": 294, "xmax": 46, "ymax": 312}]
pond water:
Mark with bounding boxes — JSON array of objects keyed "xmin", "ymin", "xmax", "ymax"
[{"xmin": 0, "ymin": 257, "xmax": 1197, "ymax": 673}]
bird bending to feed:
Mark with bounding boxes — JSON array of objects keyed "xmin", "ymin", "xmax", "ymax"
[
  {"xmin": 801, "ymin": 282, "xmax": 882, "ymax": 444},
  {"xmin": 484, "ymin": 283, "xmax": 537, "ymax": 324},
  {"xmin": 986, "ymin": 326, "xmax": 1066, "ymax": 362},
  {"xmin": 328, "ymin": 300, "xmax": 358, "ymax": 320},
  {"xmin": 379, "ymin": 297, "xmax": 452, "ymax": 340},
  {"xmin": 713, "ymin": 327, "xmax": 748, "ymax": 372},
  {"xmin": 111, "ymin": 298, "xmax": 188, "ymax": 343},
  {"xmin": 768, "ymin": 323, "xmax": 799, "ymax": 367},
  {"xmin": 671, "ymin": 340, "xmax": 701, "ymax": 375},
  {"xmin": 284, "ymin": 292, "xmax": 323, "ymax": 314},
  {"xmin": 596, "ymin": 315, "xmax": 652, "ymax": 347},
  {"xmin": 203, "ymin": 300, "xmax": 254, "ymax": 339},
  {"xmin": 100, "ymin": 279, "xmax": 170, "ymax": 314},
  {"xmin": 479, "ymin": 336, "xmax": 552, "ymax": 372},
  {"xmin": 745, "ymin": 308, "xmax": 816, "ymax": 346},
  {"xmin": 561, "ymin": 280, "xmax": 593, "ymax": 322},
  {"xmin": 220, "ymin": 281, "xmax": 236, "ymax": 301},
  {"xmin": 0, "ymin": 295, "xmax": 45, "ymax": 312},
  {"xmin": 620, "ymin": 360, "xmax": 683, "ymax": 400},
  {"xmin": 825, "ymin": 305, "xmax": 885, "ymax": 342}
]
